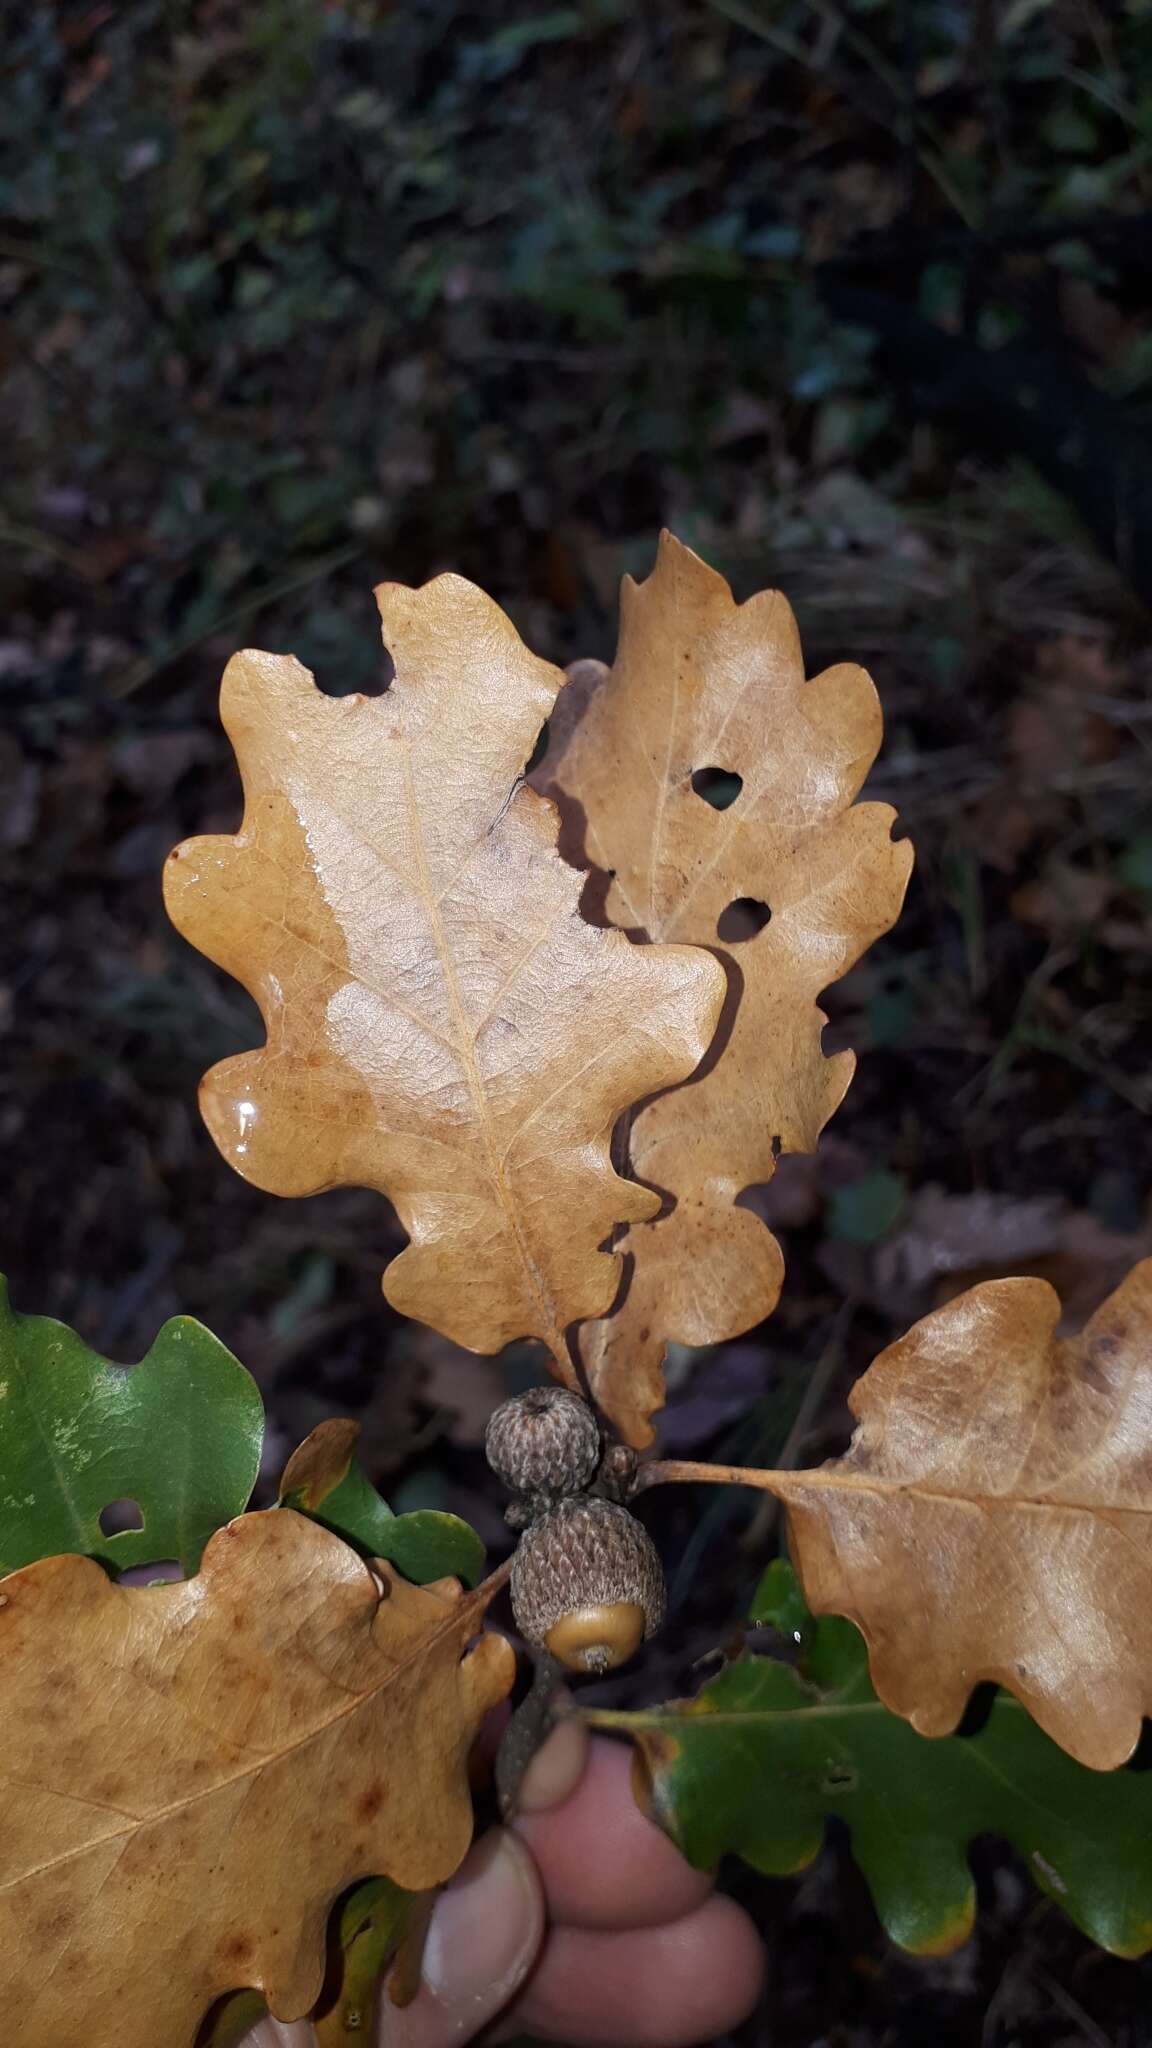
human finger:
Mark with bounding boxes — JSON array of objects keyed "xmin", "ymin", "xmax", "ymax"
[
  {"xmin": 385, "ymin": 1828, "xmax": 544, "ymax": 2048},
  {"xmin": 514, "ymin": 1737, "xmax": 713, "ymax": 1930},
  {"xmin": 493, "ymin": 1893, "xmax": 765, "ymax": 2046}
]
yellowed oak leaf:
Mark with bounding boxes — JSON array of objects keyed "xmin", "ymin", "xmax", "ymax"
[
  {"xmin": 0, "ymin": 1508, "xmax": 512, "ymax": 2048},
  {"xmin": 772, "ymin": 1258, "xmax": 1152, "ymax": 1770},
  {"xmin": 164, "ymin": 575, "xmax": 724, "ymax": 1374},
  {"xmin": 536, "ymin": 533, "xmax": 913, "ymax": 1444}
]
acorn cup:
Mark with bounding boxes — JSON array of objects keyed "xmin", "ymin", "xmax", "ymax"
[
  {"xmin": 485, "ymin": 1386, "xmax": 601, "ymax": 1499},
  {"xmin": 510, "ymin": 1496, "xmax": 666, "ymax": 1675}
]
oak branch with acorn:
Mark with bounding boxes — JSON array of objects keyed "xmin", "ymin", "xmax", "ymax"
[{"xmin": 4, "ymin": 535, "xmax": 1152, "ymax": 2048}]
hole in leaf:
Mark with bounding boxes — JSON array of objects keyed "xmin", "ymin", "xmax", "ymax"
[
  {"xmin": 821, "ymin": 1764, "xmax": 857, "ymax": 1793},
  {"xmin": 717, "ymin": 898, "xmax": 771, "ymax": 942},
  {"xmin": 99, "ymin": 1497, "xmax": 144, "ymax": 1536},
  {"xmin": 690, "ymin": 766, "xmax": 743, "ymax": 809}
]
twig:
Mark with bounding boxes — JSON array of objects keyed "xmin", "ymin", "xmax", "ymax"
[
  {"xmin": 632, "ymin": 1458, "xmax": 787, "ymax": 1497},
  {"xmin": 494, "ymin": 1651, "xmax": 566, "ymax": 1818},
  {"xmin": 107, "ymin": 541, "xmax": 364, "ymax": 698},
  {"xmin": 0, "ymin": 517, "xmax": 104, "ymax": 580},
  {"xmin": 701, "ymin": 0, "xmax": 809, "ymax": 61},
  {"xmin": 0, "ymin": 235, "xmax": 102, "ymax": 282},
  {"xmin": 740, "ymin": 1304, "xmax": 855, "ymax": 1550},
  {"xmin": 476, "ymin": 1553, "xmax": 515, "ymax": 1604},
  {"xmin": 706, "ymin": 0, "xmax": 976, "ymax": 224}
]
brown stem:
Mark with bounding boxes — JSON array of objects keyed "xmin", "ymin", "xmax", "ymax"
[
  {"xmin": 740, "ymin": 1300, "xmax": 854, "ymax": 1552},
  {"xmin": 495, "ymin": 1649, "xmax": 565, "ymax": 1818},
  {"xmin": 631, "ymin": 1459, "xmax": 788, "ymax": 1497},
  {"xmin": 475, "ymin": 1552, "xmax": 515, "ymax": 1607}
]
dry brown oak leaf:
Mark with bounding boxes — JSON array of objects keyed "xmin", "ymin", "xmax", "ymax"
[
  {"xmin": 536, "ymin": 532, "xmax": 913, "ymax": 1445},
  {"xmin": 772, "ymin": 1258, "xmax": 1152, "ymax": 1771},
  {"xmin": 163, "ymin": 574, "xmax": 724, "ymax": 1372},
  {"xmin": 0, "ymin": 1507, "xmax": 513, "ymax": 2048}
]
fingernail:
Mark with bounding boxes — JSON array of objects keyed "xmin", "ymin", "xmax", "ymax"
[
  {"xmin": 516, "ymin": 1710, "xmax": 588, "ymax": 1814},
  {"xmin": 242, "ymin": 2020, "xmax": 315, "ymax": 2047},
  {"xmin": 420, "ymin": 1830, "xmax": 543, "ymax": 2013}
]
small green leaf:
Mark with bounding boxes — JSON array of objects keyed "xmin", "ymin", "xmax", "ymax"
[
  {"xmin": 195, "ymin": 1988, "xmax": 268, "ymax": 2048},
  {"xmin": 195, "ymin": 1880, "xmax": 430, "ymax": 2047},
  {"xmin": 594, "ymin": 1564, "xmax": 1152, "ymax": 1958},
  {"xmin": 279, "ymin": 1420, "xmax": 485, "ymax": 1587},
  {"xmin": 375, "ymin": 1510, "xmax": 486, "ymax": 1589},
  {"xmin": 0, "ymin": 1277, "xmax": 262, "ymax": 1578},
  {"xmin": 314, "ymin": 1876, "xmax": 431, "ymax": 2044},
  {"xmin": 287, "ymin": 1453, "xmax": 397, "ymax": 1555},
  {"xmin": 748, "ymin": 1557, "xmax": 813, "ymax": 1649}
]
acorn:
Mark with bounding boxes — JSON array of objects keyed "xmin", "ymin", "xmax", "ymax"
[
  {"xmin": 511, "ymin": 1496, "xmax": 665, "ymax": 1674},
  {"xmin": 485, "ymin": 1387, "xmax": 601, "ymax": 1500}
]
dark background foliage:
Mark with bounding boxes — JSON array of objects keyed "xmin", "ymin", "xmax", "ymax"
[{"xmin": 3, "ymin": 3, "xmax": 1152, "ymax": 2041}]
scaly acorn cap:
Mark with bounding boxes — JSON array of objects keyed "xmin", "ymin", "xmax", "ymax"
[
  {"xmin": 485, "ymin": 1387, "xmax": 601, "ymax": 1498},
  {"xmin": 511, "ymin": 1497, "xmax": 665, "ymax": 1674}
]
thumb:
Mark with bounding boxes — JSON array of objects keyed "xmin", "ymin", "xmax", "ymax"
[
  {"xmin": 385, "ymin": 1829, "xmax": 545, "ymax": 2047},
  {"xmin": 385, "ymin": 1704, "xmax": 585, "ymax": 2044}
]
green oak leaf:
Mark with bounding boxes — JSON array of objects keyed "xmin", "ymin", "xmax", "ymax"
[
  {"xmin": 592, "ymin": 1562, "xmax": 1152, "ymax": 1958},
  {"xmin": 197, "ymin": 1878, "xmax": 430, "ymax": 2047},
  {"xmin": 278, "ymin": 1418, "xmax": 485, "ymax": 1587},
  {"xmin": 0, "ymin": 1275, "xmax": 262, "ymax": 1578},
  {"xmin": 313, "ymin": 1875, "xmax": 432, "ymax": 2044},
  {"xmin": 375, "ymin": 1508, "xmax": 486, "ymax": 1589},
  {"xmin": 195, "ymin": 1988, "xmax": 267, "ymax": 2048},
  {"xmin": 747, "ymin": 1554, "xmax": 812, "ymax": 1647}
]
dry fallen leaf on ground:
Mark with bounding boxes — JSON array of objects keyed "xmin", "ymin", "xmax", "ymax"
[
  {"xmin": 165, "ymin": 575, "xmax": 724, "ymax": 1373},
  {"xmin": 536, "ymin": 533, "xmax": 913, "ymax": 1443},
  {"xmin": 0, "ymin": 1507, "xmax": 512, "ymax": 2048},
  {"xmin": 838, "ymin": 1182, "xmax": 1152, "ymax": 1328},
  {"xmin": 772, "ymin": 1258, "xmax": 1152, "ymax": 1770}
]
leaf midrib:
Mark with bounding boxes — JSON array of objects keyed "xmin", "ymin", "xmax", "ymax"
[
  {"xmin": 397, "ymin": 736, "xmax": 564, "ymax": 1359},
  {"xmin": 596, "ymin": 1691, "xmax": 1109, "ymax": 1834},
  {"xmin": 772, "ymin": 1465, "xmax": 1152, "ymax": 1520}
]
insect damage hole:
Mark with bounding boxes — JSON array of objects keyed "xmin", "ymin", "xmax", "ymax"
[
  {"xmin": 717, "ymin": 897, "xmax": 771, "ymax": 942},
  {"xmin": 316, "ymin": 645, "xmax": 395, "ymax": 699},
  {"xmin": 690, "ymin": 766, "xmax": 743, "ymax": 809},
  {"xmin": 821, "ymin": 1763, "xmax": 857, "ymax": 1794},
  {"xmin": 99, "ymin": 1497, "xmax": 144, "ymax": 1536}
]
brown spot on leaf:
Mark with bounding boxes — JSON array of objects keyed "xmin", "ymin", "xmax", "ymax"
[
  {"xmin": 356, "ymin": 1783, "xmax": 385, "ymax": 1824},
  {"xmin": 0, "ymin": 1512, "xmax": 513, "ymax": 2045}
]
